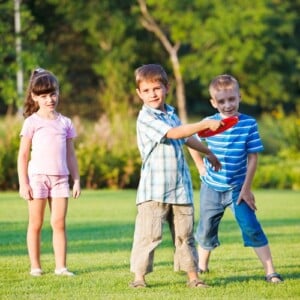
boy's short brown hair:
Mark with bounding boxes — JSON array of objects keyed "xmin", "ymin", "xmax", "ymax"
[
  {"xmin": 209, "ymin": 74, "xmax": 239, "ymax": 98},
  {"xmin": 135, "ymin": 64, "xmax": 168, "ymax": 88}
]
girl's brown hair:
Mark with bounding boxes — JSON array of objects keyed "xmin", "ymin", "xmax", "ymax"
[{"xmin": 23, "ymin": 68, "xmax": 59, "ymax": 118}]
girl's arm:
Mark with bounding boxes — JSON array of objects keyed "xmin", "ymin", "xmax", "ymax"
[
  {"xmin": 66, "ymin": 138, "xmax": 81, "ymax": 198},
  {"xmin": 237, "ymin": 152, "xmax": 258, "ymax": 210},
  {"xmin": 17, "ymin": 136, "xmax": 33, "ymax": 200}
]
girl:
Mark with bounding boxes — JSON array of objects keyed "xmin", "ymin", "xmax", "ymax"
[{"xmin": 17, "ymin": 68, "xmax": 81, "ymax": 276}]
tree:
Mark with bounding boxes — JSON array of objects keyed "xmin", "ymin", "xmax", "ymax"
[
  {"xmin": 137, "ymin": 0, "xmax": 188, "ymax": 123},
  {"xmin": 179, "ymin": 0, "xmax": 300, "ymax": 113},
  {"xmin": 1, "ymin": 0, "xmax": 299, "ymax": 118},
  {"xmin": 0, "ymin": 0, "xmax": 44, "ymax": 115},
  {"xmin": 135, "ymin": 0, "xmax": 300, "ymax": 115}
]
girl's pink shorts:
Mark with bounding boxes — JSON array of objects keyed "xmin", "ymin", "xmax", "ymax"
[{"xmin": 29, "ymin": 174, "xmax": 70, "ymax": 199}]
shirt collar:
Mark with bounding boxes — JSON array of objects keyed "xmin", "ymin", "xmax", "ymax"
[{"xmin": 143, "ymin": 103, "xmax": 175, "ymax": 116}]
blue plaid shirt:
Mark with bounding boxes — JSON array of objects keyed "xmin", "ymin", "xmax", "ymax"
[{"xmin": 136, "ymin": 104, "xmax": 193, "ymax": 205}]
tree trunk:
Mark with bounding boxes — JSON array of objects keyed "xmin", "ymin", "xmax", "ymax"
[
  {"xmin": 137, "ymin": 0, "xmax": 188, "ymax": 123},
  {"xmin": 14, "ymin": 0, "xmax": 23, "ymax": 114}
]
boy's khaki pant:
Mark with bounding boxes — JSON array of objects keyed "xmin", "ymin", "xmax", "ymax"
[{"xmin": 130, "ymin": 201, "xmax": 198, "ymax": 276}]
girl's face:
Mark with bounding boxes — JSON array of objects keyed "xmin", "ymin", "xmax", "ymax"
[
  {"xmin": 210, "ymin": 88, "xmax": 241, "ymax": 118},
  {"xmin": 31, "ymin": 91, "xmax": 59, "ymax": 115},
  {"xmin": 136, "ymin": 80, "xmax": 169, "ymax": 111}
]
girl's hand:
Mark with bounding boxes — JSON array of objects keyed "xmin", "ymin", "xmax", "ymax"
[
  {"xmin": 19, "ymin": 183, "xmax": 33, "ymax": 201},
  {"xmin": 72, "ymin": 180, "xmax": 81, "ymax": 199}
]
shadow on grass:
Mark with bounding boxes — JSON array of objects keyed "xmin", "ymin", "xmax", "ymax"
[
  {"xmin": 125, "ymin": 268, "xmax": 300, "ymax": 288},
  {"xmin": 1, "ymin": 217, "xmax": 299, "ymax": 257},
  {"xmin": 207, "ymin": 270, "xmax": 300, "ymax": 286},
  {"xmin": 0, "ymin": 221, "xmax": 175, "ymax": 256}
]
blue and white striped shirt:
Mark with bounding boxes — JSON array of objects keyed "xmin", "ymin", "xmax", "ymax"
[
  {"xmin": 199, "ymin": 113, "xmax": 264, "ymax": 192},
  {"xmin": 136, "ymin": 104, "xmax": 193, "ymax": 205}
]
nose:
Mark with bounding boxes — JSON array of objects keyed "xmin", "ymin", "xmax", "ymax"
[
  {"xmin": 150, "ymin": 89, "xmax": 157, "ymax": 97},
  {"xmin": 224, "ymin": 101, "xmax": 232, "ymax": 109}
]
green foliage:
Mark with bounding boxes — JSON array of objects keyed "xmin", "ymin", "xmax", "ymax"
[
  {"xmin": 31, "ymin": 0, "xmax": 144, "ymax": 119},
  {"xmin": 1, "ymin": 113, "xmax": 300, "ymax": 191},
  {"xmin": 254, "ymin": 154, "xmax": 300, "ymax": 190},
  {"xmin": 76, "ymin": 143, "xmax": 140, "ymax": 189},
  {"xmin": 0, "ymin": 1, "xmax": 45, "ymax": 112},
  {"xmin": 2, "ymin": 0, "xmax": 299, "ymax": 119},
  {"xmin": 181, "ymin": 0, "xmax": 300, "ymax": 112},
  {"xmin": 73, "ymin": 115, "xmax": 141, "ymax": 189},
  {"xmin": 0, "ymin": 116, "xmax": 21, "ymax": 190},
  {"xmin": 252, "ymin": 111, "xmax": 300, "ymax": 190},
  {"xmin": 259, "ymin": 108, "xmax": 300, "ymax": 154}
]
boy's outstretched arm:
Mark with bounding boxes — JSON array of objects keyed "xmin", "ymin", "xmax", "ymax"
[
  {"xmin": 237, "ymin": 152, "xmax": 258, "ymax": 210},
  {"xmin": 166, "ymin": 119, "xmax": 221, "ymax": 139},
  {"xmin": 186, "ymin": 136, "xmax": 222, "ymax": 172}
]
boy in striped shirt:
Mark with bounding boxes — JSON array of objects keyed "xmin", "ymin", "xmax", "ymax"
[{"xmin": 192, "ymin": 74, "xmax": 283, "ymax": 283}]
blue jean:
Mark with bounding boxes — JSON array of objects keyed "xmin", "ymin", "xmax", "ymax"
[{"xmin": 195, "ymin": 183, "xmax": 268, "ymax": 250}]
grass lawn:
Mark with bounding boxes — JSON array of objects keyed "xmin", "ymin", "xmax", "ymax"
[{"xmin": 0, "ymin": 189, "xmax": 299, "ymax": 299}]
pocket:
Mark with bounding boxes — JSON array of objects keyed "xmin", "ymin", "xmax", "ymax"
[
  {"xmin": 173, "ymin": 205, "xmax": 194, "ymax": 236},
  {"xmin": 137, "ymin": 201, "xmax": 165, "ymax": 241}
]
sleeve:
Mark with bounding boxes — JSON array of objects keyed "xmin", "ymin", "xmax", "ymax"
[
  {"xmin": 247, "ymin": 120, "xmax": 264, "ymax": 153},
  {"xmin": 65, "ymin": 117, "xmax": 77, "ymax": 139},
  {"xmin": 20, "ymin": 118, "xmax": 34, "ymax": 139},
  {"xmin": 137, "ymin": 113, "xmax": 171, "ymax": 144}
]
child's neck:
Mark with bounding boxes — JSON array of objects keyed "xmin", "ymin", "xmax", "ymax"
[{"xmin": 36, "ymin": 110, "xmax": 59, "ymax": 120}]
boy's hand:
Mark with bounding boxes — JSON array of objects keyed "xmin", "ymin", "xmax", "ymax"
[
  {"xmin": 205, "ymin": 119, "xmax": 223, "ymax": 131},
  {"xmin": 206, "ymin": 152, "xmax": 222, "ymax": 171},
  {"xmin": 237, "ymin": 191, "xmax": 257, "ymax": 211}
]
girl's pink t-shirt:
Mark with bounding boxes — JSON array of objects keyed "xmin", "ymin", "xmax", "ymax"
[{"xmin": 20, "ymin": 113, "xmax": 76, "ymax": 176}]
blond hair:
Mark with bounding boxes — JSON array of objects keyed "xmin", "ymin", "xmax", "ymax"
[{"xmin": 209, "ymin": 74, "xmax": 239, "ymax": 98}]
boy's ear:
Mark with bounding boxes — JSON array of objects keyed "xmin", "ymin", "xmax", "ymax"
[
  {"xmin": 210, "ymin": 98, "xmax": 218, "ymax": 109},
  {"xmin": 136, "ymin": 88, "xmax": 142, "ymax": 98},
  {"xmin": 166, "ymin": 84, "xmax": 170, "ymax": 93}
]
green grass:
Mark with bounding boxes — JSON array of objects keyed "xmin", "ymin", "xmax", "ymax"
[{"xmin": 0, "ymin": 189, "xmax": 299, "ymax": 299}]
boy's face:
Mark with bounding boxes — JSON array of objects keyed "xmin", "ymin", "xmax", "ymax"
[
  {"xmin": 210, "ymin": 88, "xmax": 241, "ymax": 118},
  {"xmin": 136, "ymin": 80, "xmax": 169, "ymax": 111}
]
